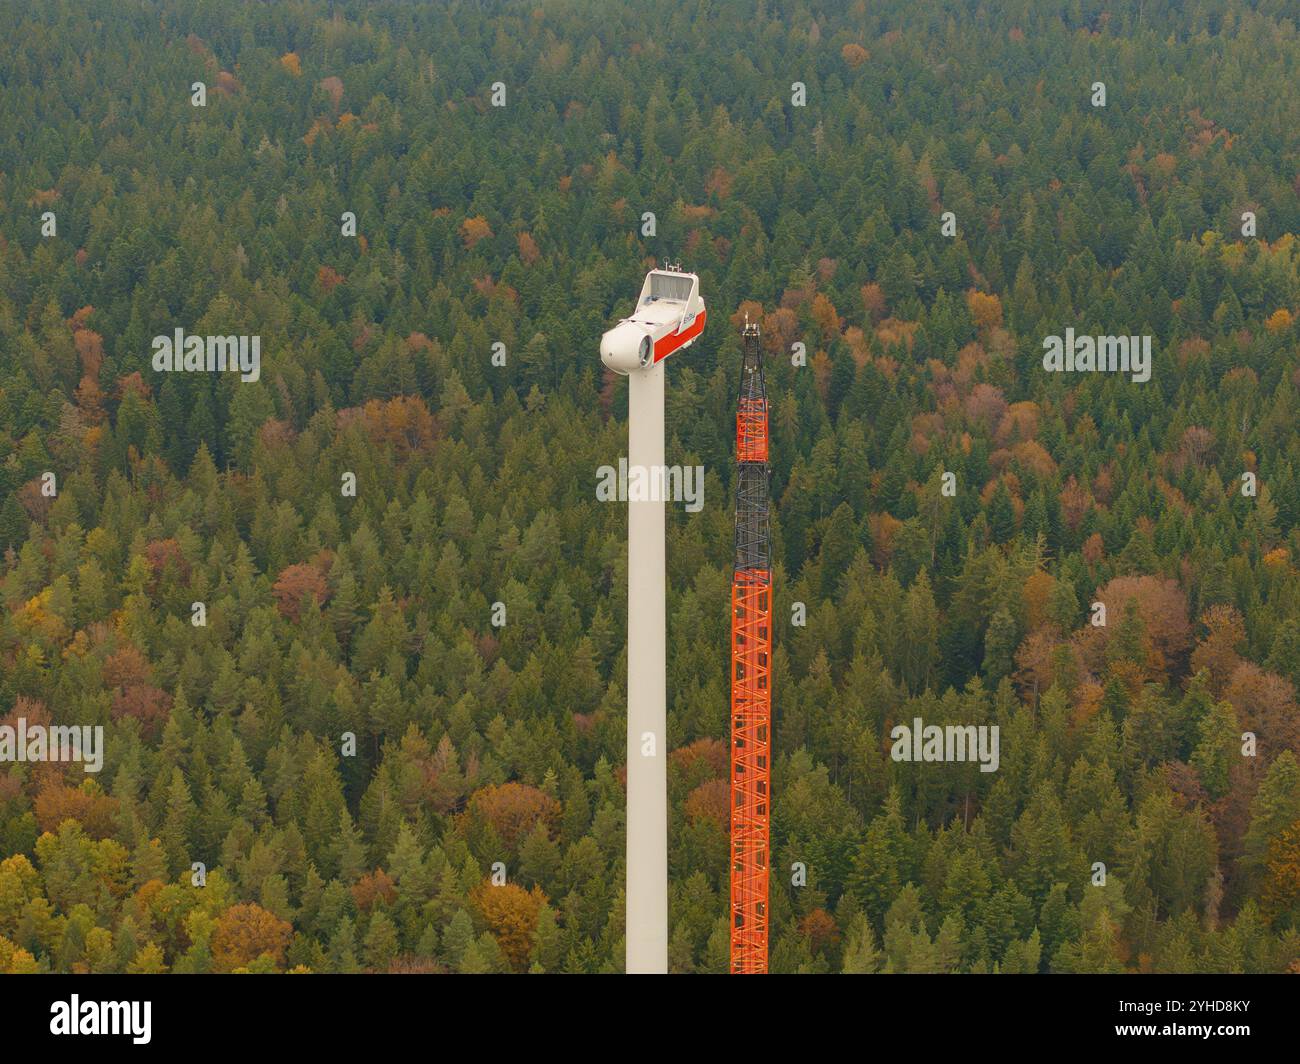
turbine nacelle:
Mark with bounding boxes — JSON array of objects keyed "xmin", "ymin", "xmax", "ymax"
[
  {"xmin": 599, "ymin": 320, "xmax": 655, "ymax": 374},
  {"xmin": 600, "ymin": 266, "xmax": 706, "ymax": 375}
]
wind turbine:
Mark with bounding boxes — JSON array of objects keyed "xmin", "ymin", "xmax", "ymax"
[{"xmin": 599, "ymin": 263, "xmax": 706, "ymax": 973}]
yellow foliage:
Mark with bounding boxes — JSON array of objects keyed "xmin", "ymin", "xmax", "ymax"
[
  {"xmin": 280, "ymin": 52, "xmax": 302, "ymax": 76},
  {"xmin": 1265, "ymin": 308, "xmax": 1293, "ymax": 333}
]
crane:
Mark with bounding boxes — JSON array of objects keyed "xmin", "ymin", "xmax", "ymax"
[
  {"xmin": 730, "ymin": 317, "xmax": 771, "ymax": 974},
  {"xmin": 600, "ymin": 264, "xmax": 706, "ymax": 974}
]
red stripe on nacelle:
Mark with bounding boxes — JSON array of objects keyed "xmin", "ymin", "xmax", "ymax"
[{"xmin": 653, "ymin": 308, "xmax": 706, "ymax": 363}]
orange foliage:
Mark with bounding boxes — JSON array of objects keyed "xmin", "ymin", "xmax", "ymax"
[
  {"xmin": 280, "ymin": 52, "xmax": 302, "ymax": 76},
  {"xmin": 861, "ymin": 282, "xmax": 887, "ymax": 322},
  {"xmin": 211, "ymin": 903, "xmax": 293, "ymax": 972},
  {"xmin": 811, "ymin": 292, "xmax": 841, "ymax": 341},
  {"xmin": 461, "ymin": 216, "xmax": 493, "ymax": 249},
  {"xmin": 317, "ymin": 265, "xmax": 346, "ymax": 292},
  {"xmin": 841, "ymin": 43, "xmax": 869, "ymax": 67},
  {"xmin": 351, "ymin": 869, "xmax": 397, "ymax": 911},
  {"xmin": 1265, "ymin": 308, "xmax": 1294, "ymax": 334},
  {"xmin": 470, "ymin": 880, "xmax": 546, "ymax": 971},
  {"xmin": 869, "ymin": 512, "xmax": 903, "ymax": 568},
  {"xmin": 516, "ymin": 231, "xmax": 540, "ymax": 265},
  {"xmin": 34, "ymin": 781, "xmax": 119, "ymax": 839},
  {"xmin": 1224, "ymin": 662, "xmax": 1299, "ymax": 753},
  {"xmin": 74, "ymin": 328, "xmax": 104, "ymax": 379},
  {"xmin": 994, "ymin": 401, "xmax": 1040, "ymax": 446},
  {"xmin": 1058, "ymin": 476, "xmax": 1093, "ymax": 532},
  {"xmin": 336, "ymin": 396, "xmax": 437, "ymax": 456},
  {"xmin": 1081, "ymin": 532, "xmax": 1105, "ymax": 566},
  {"xmin": 966, "ymin": 289, "xmax": 1003, "ymax": 332},
  {"xmin": 992, "ymin": 440, "xmax": 1056, "ymax": 480},
  {"xmin": 874, "ymin": 317, "xmax": 918, "ymax": 350},
  {"xmin": 1080, "ymin": 576, "xmax": 1193, "ymax": 677},
  {"xmin": 103, "ymin": 645, "xmax": 153, "ymax": 689},
  {"xmin": 730, "ymin": 300, "xmax": 765, "ymax": 333}
]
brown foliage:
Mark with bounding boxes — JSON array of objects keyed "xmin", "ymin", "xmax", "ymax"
[
  {"xmin": 683, "ymin": 779, "xmax": 729, "ymax": 827},
  {"xmin": 273, "ymin": 563, "xmax": 329, "ymax": 622},
  {"xmin": 841, "ymin": 43, "xmax": 870, "ymax": 67},
  {"xmin": 34, "ymin": 780, "xmax": 119, "ymax": 839},
  {"xmin": 860, "ymin": 282, "xmax": 887, "ymax": 323},
  {"xmin": 516, "ymin": 231, "xmax": 540, "ymax": 265},
  {"xmin": 319, "ymin": 75, "xmax": 344, "ymax": 109},
  {"xmin": 800, "ymin": 908, "xmax": 841, "ymax": 953},
  {"xmin": 317, "ymin": 265, "xmax": 346, "ymax": 292},
  {"xmin": 110, "ymin": 685, "xmax": 173, "ymax": 737},
  {"xmin": 1080, "ymin": 576, "xmax": 1193, "ymax": 677},
  {"xmin": 102, "ymin": 645, "xmax": 153, "ymax": 689},
  {"xmin": 1224, "ymin": 662, "xmax": 1299, "ymax": 755},
  {"xmin": 963, "ymin": 383, "xmax": 1007, "ymax": 433},
  {"xmin": 351, "ymin": 869, "xmax": 397, "ymax": 912},
  {"xmin": 670, "ymin": 737, "xmax": 728, "ymax": 779},
  {"xmin": 1190, "ymin": 606, "xmax": 1246, "ymax": 695},
  {"xmin": 1261, "ymin": 819, "xmax": 1300, "ymax": 921},
  {"xmin": 144, "ymin": 538, "xmax": 190, "ymax": 588},
  {"xmin": 869, "ymin": 512, "xmax": 904, "ymax": 569},
  {"xmin": 464, "ymin": 782, "xmax": 560, "ymax": 848}
]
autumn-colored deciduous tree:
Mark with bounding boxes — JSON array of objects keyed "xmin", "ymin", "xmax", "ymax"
[
  {"xmin": 110, "ymin": 685, "xmax": 173, "ymax": 737},
  {"xmin": 1190, "ymin": 605, "xmax": 1246, "ymax": 694},
  {"xmin": 1265, "ymin": 308, "xmax": 1294, "ymax": 333},
  {"xmin": 211, "ymin": 903, "xmax": 293, "ymax": 972},
  {"xmin": 861, "ymin": 282, "xmax": 887, "ymax": 322},
  {"xmin": 34, "ymin": 780, "xmax": 119, "ymax": 839},
  {"xmin": 516, "ymin": 231, "xmax": 540, "ymax": 265},
  {"xmin": 966, "ymin": 289, "xmax": 1003, "ymax": 332},
  {"xmin": 1261, "ymin": 819, "xmax": 1300, "ymax": 925},
  {"xmin": 461, "ymin": 216, "xmax": 493, "ymax": 249},
  {"xmin": 811, "ymin": 292, "xmax": 841, "ymax": 341},
  {"xmin": 280, "ymin": 52, "xmax": 302, "ymax": 76},
  {"xmin": 800, "ymin": 908, "xmax": 841, "ymax": 953},
  {"xmin": 684, "ymin": 779, "xmax": 728, "ymax": 826},
  {"xmin": 273, "ymin": 563, "xmax": 329, "ymax": 622},
  {"xmin": 351, "ymin": 868, "xmax": 397, "ymax": 911},
  {"xmin": 470, "ymin": 880, "xmax": 546, "ymax": 971},
  {"xmin": 319, "ymin": 75, "xmax": 344, "ymax": 109},
  {"xmin": 1080, "ymin": 575, "xmax": 1193, "ymax": 680},
  {"xmin": 841, "ymin": 43, "xmax": 869, "ymax": 67},
  {"xmin": 463, "ymin": 782, "xmax": 560, "ymax": 848}
]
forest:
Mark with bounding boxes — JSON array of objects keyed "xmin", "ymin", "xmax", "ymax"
[{"xmin": 1, "ymin": 0, "xmax": 1299, "ymax": 974}]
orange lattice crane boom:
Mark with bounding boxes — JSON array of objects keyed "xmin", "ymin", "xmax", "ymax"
[{"xmin": 730, "ymin": 317, "xmax": 771, "ymax": 974}]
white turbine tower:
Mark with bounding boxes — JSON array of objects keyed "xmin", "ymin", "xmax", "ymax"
[{"xmin": 599, "ymin": 264, "xmax": 707, "ymax": 973}]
